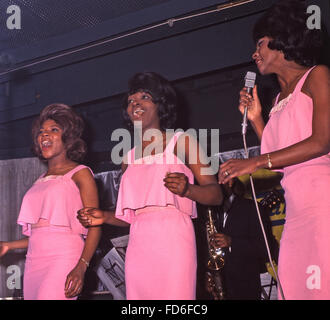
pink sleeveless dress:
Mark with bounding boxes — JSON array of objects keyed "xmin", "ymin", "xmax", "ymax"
[
  {"xmin": 261, "ymin": 67, "xmax": 330, "ymax": 300},
  {"xmin": 115, "ymin": 132, "xmax": 197, "ymax": 300},
  {"xmin": 17, "ymin": 165, "xmax": 90, "ymax": 300}
]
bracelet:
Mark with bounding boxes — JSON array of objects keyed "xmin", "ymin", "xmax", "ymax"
[
  {"xmin": 80, "ymin": 258, "xmax": 90, "ymax": 267},
  {"xmin": 266, "ymin": 153, "xmax": 273, "ymax": 169}
]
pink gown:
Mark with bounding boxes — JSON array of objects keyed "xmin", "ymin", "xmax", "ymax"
[
  {"xmin": 17, "ymin": 165, "xmax": 89, "ymax": 300},
  {"xmin": 261, "ymin": 67, "xmax": 330, "ymax": 300},
  {"xmin": 115, "ymin": 132, "xmax": 197, "ymax": 300}
]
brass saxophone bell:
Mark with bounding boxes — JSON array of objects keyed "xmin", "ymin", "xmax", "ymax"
[
  {"xmin": 208, "ymin": 248, "xmax": 225, "ymax": 270},
  {"xmin": 206, "ymin": 207, "xmax": 226, "ymax": 299}
]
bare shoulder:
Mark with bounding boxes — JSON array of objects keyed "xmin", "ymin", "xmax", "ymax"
[
  {"xmin": 173, "ymin": 130, "xmax": 200, "ymax": 160},
  {"xmin": 71, "ymin": 167, "xmax": 95, "ymax": 187},
  {"xmin": 310, "ymin": 65, "xmax": 329, "ymax": 78},
  {"xmin": 303, "ymin": 65, "xmax": 330, "ymax": 96},
  {"xmin": 175, "ymin": 130, "xmax": 198, "ymax": 149},
  {"xmin": 305, "ymin": 65, "xmax": 330, "ymax": 86}
]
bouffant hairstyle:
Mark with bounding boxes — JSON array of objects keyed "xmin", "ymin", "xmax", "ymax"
[
  {"xmin": 122, "ymin": 71, "xmax": 177, "ymax": 131},
  {"xmin": 253, "ymin": 0, "xmax": 324, "ymax": 67},
  {"xmin": 32, "ymin": 103, "xmax": 87, "ymax": 162}
]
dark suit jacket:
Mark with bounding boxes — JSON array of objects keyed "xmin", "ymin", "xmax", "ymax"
[{"xmin": 217, "ymin": 196, "xmax": 278, "ymax": 300}]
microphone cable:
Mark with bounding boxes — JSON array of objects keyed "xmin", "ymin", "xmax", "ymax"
[{"xmin": 241, "ymin": 109, "xmax": 285, "ymax": 301}]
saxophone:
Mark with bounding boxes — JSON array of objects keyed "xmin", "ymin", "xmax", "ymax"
[{"xmin": 205, "ymin": 207, "xmax": 225, "ymax": 300}]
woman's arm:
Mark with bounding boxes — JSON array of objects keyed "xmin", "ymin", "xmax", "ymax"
[
  {"xmin": 77, "ymin": 208, "xmax": 129, "ymax": 227},
  {"xmin": 220, "ymin": 66, "xmax": 330, "ymax": 184},
  {"xmin": 73, "ymin": 168, "xmax": 101, "ymax": 264},
  {"xmin": 164, "ymin": 133, "xmax": 223, "ymax": 206},
  {"xmin": 65, "ymin": 167, "xmax": 102, "ymax": 298},
  {"xmin": 76, "ymin": 163, "xmax": 129, "ymax": 228},
  {"xmin": 0, "ymin": 238, "xmax": 29, "ymax": 257}
]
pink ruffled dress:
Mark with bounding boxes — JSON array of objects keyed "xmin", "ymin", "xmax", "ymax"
[
  {"xmin": 115, "ymin": 132, "xmax": 197, "ymax": 300},
  {"xmin": 17, "ymin": 165, "xmax": 90, "ymax": 300},
  {"xmin": 261, "ymin": 67, "xmax": 330, "ymax": 300}
]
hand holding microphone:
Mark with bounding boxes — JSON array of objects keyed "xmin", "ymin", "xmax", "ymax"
[
  {"xmin": 241, "ymin": 72, "xmax": 256, "ymax": 135},
  {"xmin": 239, "ymin": 72, "xmax": 262, "ymax": 126}
]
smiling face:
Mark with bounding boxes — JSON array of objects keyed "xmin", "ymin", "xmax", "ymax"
[
  {"xmin": 252, "ymin": 36, "xmax": 284, "ymax": 75},
  {"xmin": 126, "ymin": 91, "xmax": 160, "ymax": 131},
  {"xmin": 37, "ymin": 119, "xmax": 67, "ymax": 161}
]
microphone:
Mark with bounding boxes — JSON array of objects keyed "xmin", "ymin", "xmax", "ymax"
[{"xmin": 242, "ymin": 71, "xmax": 256, "ymax": 135}]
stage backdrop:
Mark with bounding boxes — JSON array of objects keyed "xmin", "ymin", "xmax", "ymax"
[{"xmin": 0, "ymin": 158, "xmax": 46, "ymax": 299}]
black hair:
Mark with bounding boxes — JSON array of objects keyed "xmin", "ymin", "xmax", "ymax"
[
  {"xmin": 253, "ymin": 0, "xmax": 324, "ymax": 67},
  {"xmin": 122, "ymin": 72, "xmax": 177, "ymax": 131},
  {"xmin": 32, "ymin": 103, "xmax": 86, "ymax": 162}
]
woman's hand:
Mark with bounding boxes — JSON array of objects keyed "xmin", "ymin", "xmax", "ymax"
[
  {"xmin": 163, "ymin": 172, "xmax": 190, "ymax": 197},
  {"xmin": 218, "ymin": 158, "xmax": 259, "ymax": 184},
  {"xmin": 239, "ymin": 86, "xmax": 262, "ymax": 122},
  {"xmin": 0, "ymin": 241, "xmax": 10, "ymax": 258},
  {"xmin": 65, "ymin": 262, "xmax": 87, "ymax": 298},
  {"xmin": 77, "ymin": 207, "xmax": 105, "ymax": 227}
]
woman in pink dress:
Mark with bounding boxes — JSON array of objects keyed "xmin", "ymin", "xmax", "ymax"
[
  {"xmin": 219, "ymin": 0, "xmax": 330, "ymax": 299},
  {"xmin": 0, "ymin": 104, "xmax": 101, "ymax": 299},
  {"xmin": 78, "ymin": 72, "xmax": 223, "ymax": 299}
]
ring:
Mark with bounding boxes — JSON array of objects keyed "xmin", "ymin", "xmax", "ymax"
[{"xmin": 224, "ymin": 170, "xmax": 230, "ymax": 177}]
